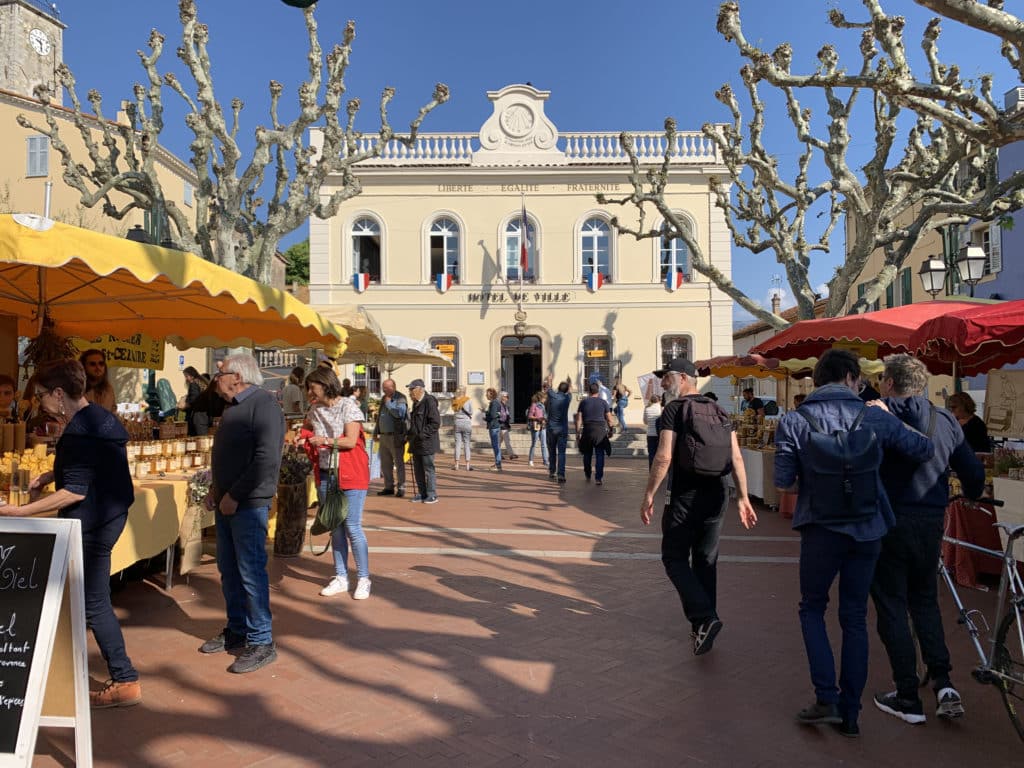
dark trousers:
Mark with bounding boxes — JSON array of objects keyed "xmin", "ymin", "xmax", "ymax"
[
  {"xmin": 871, "ymin": 515, "xmax": 951, "ymax": 699},
  {"xmin": 412, "ymin": 452, "xmax": 436, "ymax": 498},
  {"xmin": 798, "ymin": 525, "xmax": 881, "ymax": 723},
  {"xmin": 83, "ymin": 515, "xmax": 139, "ymax": 682},
  {"xmin": 660, "ymin": 480, "xmax": 727, "ymax": 630},
  {"xmin": 546, "ymin": 427, "xmax": 567, "ymax": 477},
  {"xmin": 646, "ymin": 435, "xmax": 658, "ymax": 469},
  {"xmin": 581, "ymin": 444, "xmax": 605, "ymax": 481}
]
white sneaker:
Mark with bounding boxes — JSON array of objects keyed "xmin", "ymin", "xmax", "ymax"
[
  {"xmin": 319, "ymin": 576, "xmax": 348, "ymax": 597},
  {"xmin": 529, "ymin": 460, "xmax": 534, "ymax": 467},
  {"xmin": 353, "ymin": 577, "xmax": 372, "ymax": 600}
]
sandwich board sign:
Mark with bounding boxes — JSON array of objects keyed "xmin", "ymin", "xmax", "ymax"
[{"xmin": 0, "ymin": 518, "xmax": 91, "ymax": 767}]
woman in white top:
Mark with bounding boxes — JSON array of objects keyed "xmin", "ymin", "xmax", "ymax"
[
  {"xmin": 301, "ymin": 367, "xmax": 372, "ymax": 600},
  {"xmin": 643, "ymin": 395, "xmax": 663, "ymax": 469}
]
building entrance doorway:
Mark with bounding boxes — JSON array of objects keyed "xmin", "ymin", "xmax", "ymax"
[{"xmin": 500, "ymin": 335, "xmax": 541, "ymax": 423}]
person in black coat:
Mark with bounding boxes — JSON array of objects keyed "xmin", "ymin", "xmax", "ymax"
[
  {"xmin": 947, "ymin": 392, "xmax": 990, "ymax": 453},
  {"xmin": 407, "ymin": 378, "xmax": 440, "ymax": 503}
]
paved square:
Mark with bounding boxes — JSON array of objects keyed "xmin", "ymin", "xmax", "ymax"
[{"xmin": 35, "ymin": 458, "xmax": 1023, "ymax": 766}]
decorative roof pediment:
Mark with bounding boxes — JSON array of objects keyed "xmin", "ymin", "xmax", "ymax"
[{"xmin": 472, "ymin": 84, "xmax": 566, "ymax": 166}]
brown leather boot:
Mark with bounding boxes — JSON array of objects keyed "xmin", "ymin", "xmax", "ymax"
[{"xmin": 90, "ymin": 679, "xmax": 142, "ymax": 709}]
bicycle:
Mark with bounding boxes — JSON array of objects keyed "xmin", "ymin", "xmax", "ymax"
[{"xmin": 938, "ymin": 496, "xmax": 1024, "ymax": 741}]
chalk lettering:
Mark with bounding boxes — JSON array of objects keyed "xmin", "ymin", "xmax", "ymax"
[{"xmin": 0, "ymin": 612, "xmax": 16, "ymax": 639}]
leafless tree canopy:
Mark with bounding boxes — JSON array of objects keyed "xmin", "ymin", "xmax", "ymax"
[
  {"xmin": 603, "ymin": 0, "xmax": 1024, "ymax": 328},
  {"xmin": 17, "ymin": 0, "xmax": 448, "ymax": 283}
]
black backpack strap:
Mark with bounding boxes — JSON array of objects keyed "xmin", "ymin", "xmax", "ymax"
[{"xmin": 796, "ymin": 409, "xmax": 824, "ymax": 433}]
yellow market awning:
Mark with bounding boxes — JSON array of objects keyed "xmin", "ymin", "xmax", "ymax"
[{"xmin": 0, "ymin": 214, "xmax": 375, "ymax": 355}]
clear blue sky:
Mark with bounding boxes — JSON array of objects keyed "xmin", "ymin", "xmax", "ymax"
[{"xmin": 54, "ymin": 0, "xmax": 1018, "ymax": 318}]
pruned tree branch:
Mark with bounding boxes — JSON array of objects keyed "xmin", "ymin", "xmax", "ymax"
[
  {"xmin": 17, "ymin": 0, "xmax": 448, "ymax": 282},
  {"xmin": 601, "ymin": 0, "xmax": 1024, "ymax": 327}
]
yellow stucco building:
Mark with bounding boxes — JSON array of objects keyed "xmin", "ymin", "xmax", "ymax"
[{"xmin": 309, "ymin": 84, "xmax": 735, "ymax": 419}]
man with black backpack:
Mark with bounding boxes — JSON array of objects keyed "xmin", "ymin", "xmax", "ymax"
[
  {"xmin": 640, "ymin": 357, "xmax": 758, "ymax": 657},
  {"xmin": 774, "ymin": 349, "xmax": 934, "ymax": 738},
  {"xmin": 871, "ymin": 354, "xmax": 985, "ymax": 725}
]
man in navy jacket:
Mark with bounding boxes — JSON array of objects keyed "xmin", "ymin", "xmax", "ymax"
[
  {"xmin": 871, "ymin": 354, "xmax": 985, "ymax": 725},
  {"xmin": 775, "ymin": 349, "xmax": 934, "ymax": 737}
]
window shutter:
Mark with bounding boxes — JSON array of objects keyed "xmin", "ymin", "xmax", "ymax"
[
  {"xmin": 26, "ymin": 136, "xmax": 49, "ymax": 177},
  {"xmin": 885, "ymin": 282, "xmax": 894, "ymax": 309},
  {"xmin": 988, "ymin": 221, "xmax": 1002, "ymax": 274},
  {"xmin": 900, "ymin": 268, "xmax": 912, "ymax": 305},
  {"xmin": 857, "ymin": 283, "xmax": 866, "ymax": 299}
]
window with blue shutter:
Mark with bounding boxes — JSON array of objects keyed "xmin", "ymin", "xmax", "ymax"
[{"xmin": 26, "ymin": 136, "xmax": 49, "ymax": 177}]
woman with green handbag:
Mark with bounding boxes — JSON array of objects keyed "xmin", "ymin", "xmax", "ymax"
[{"xmin": 299, "ymin": 366, "xmax": 372, "ymax": 599}]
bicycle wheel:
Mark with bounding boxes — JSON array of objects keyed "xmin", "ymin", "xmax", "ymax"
[{"xmin": 993, "ymin": 601, "xmax": 1024, "ymax": 742}]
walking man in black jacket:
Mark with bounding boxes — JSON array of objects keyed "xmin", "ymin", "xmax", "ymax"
[
  {"xmin": 871, "ymin": 354, "xmax": 985, "ymax": 724},
  {"xmin": 407, "ymin": 378, "xmax": 441, "ymax": 504}
]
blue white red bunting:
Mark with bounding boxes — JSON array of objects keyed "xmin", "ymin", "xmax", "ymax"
[
  {"xmin": 586, "ymin": 272, "xmax": 604, "ymax": 292},
  {"xmin": 436, "ymin": 273, "xmax": 453, "ymax": 293},
  {"xmin": 665, "ymin": 270, "xmax": 684, "ymax": 292},
  {"xmin": 353, "ymin": 273, "xmax": 369, "ymax": 293}
]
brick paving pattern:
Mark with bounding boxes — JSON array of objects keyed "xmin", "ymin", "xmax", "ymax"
[{"xmin": 34, "ymin": 457, "xmax": 1023, "ymax": 766}]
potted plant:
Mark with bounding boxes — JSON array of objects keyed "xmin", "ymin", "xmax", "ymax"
[{"xmin": 273, "ymin": 446, "xmax": 312, "ymax": 557}]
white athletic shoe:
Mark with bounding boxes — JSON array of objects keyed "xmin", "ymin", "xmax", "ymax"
[
  {"xmin": 353, "ymin": 577, "xmax": 372, "ymax": 600},
  {"xmin": 319, "ymin": 576, "xmax": 349, "ymax": 597}
]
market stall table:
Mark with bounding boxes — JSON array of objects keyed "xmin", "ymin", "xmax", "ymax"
[{"xmin": 740, "ymin": 447, "xmax": 778, "ymax": 507}]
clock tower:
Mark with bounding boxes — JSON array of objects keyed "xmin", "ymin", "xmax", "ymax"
[{"xmin": 0, "ymin": 0, "xmax": 65, "ymax": 104}]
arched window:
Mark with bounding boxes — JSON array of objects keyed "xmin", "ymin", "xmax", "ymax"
[
  {"xmin": 352, "ymin": 217, "xmax": 382, "ymax": 283},
  {"xmin": 659, "ymin": 232, "xmax": 689, "ymax": 282},
  {"xmin": 429, "ymin": 336, "xmax": 459, "ymax": 395},
  {"xmin": 430, "ymin": 218, "xmax": 461, "ymax": 283},
  {"xmin": 580, "ymin": 218, "xmax": 611, "ymax": 283},
  {"xmin": 504, "ymin": 217, "xmax": 536, "ymax": 282}
]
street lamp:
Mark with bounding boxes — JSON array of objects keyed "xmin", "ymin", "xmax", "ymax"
[
  {"xmin": 918, "ymin": 257, "xmax": 948, "ymax": 298},
  {"xmin": 956, "ymin": 245, "xmax": 987, "ymax": 297}
]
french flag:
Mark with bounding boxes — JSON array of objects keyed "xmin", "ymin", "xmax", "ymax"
[
  {"xmin": 436, "ymin": 273, "xmax": 452, "ymax": 293},
  {"xmin": 353, "ymin": 273, "xmax": 369, "ymax": 293},
  {"xmin": 520, "ymin": 199, "xmax": 529, "ymax": 275},
  {"xmin": 586, "ymin": 272, "xmax": 604, "ymax": 292},
  {"xmin": 665, "ymin": 270, "xmax": 684, "ymax": 292}
]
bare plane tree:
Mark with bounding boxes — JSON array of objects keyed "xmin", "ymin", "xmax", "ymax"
[
  {"xmin": 602, "ymin": 0, "xmax": 1024, "ymax": 328},
  {"xmin": 17, "ymin": 0, "xmax": 448, "ymax": 283}
]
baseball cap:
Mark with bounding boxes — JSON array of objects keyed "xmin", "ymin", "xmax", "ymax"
[
  {"xmin": 407, "ymin": 378, "xmax": 425, "ymax": 389},
  {"xmin": 653, "ymin": 357, "xmax": 697, "ymax": 378}
]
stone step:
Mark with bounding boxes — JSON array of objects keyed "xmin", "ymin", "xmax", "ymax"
[{"xmin": 427, "ymin": 428, "xmax": 650, "ymax": 457}]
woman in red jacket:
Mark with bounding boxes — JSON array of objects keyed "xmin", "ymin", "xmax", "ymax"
[{"xmin": 299, "ymin": 367, "xmax": 371, "ymax": 599}]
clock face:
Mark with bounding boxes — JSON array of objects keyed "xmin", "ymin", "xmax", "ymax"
[{"xmin": 29, "ymin": 28, "xmax": 51, "ymax": 56}]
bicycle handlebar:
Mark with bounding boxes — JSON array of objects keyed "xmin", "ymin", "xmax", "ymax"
[{"xmin": 949, "ymin": 495, "xmax": 1004, "ymax": 508}]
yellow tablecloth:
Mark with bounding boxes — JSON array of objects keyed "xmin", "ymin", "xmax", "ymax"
[{"xmin": 110, "ymin": 476, "xmax": 190, "ymax": 574}]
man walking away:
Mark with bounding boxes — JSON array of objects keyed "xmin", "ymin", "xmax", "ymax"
[
  {"xmin": 774, "ymin": 349, "xmax": 934, "ymax": 737},
  {"xmin": 545, "ymin": 375, "xmax": 572, "ymax": 483},
  {"xmin": 872, "ymin": 354, "xmax": 985, "ymax": 724},
  {"xmin": 375, "ymin": 378, "xmax": 408, "ymax": 498},
  {"xmin": 640, "ymin": 358, "xmax": 758, "ymax": 656},
  {"xmin": 575, "ymin": 381, "xmax": 615, "ymax": 484},
  {"xmin": 201, "ymin": 353, "xmax": 285, "ymax": 674},
  {"xmin": 407, "ymin": 378, "xmax": 440, "ymax": 503}
]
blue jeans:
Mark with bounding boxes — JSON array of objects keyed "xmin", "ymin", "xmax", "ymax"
[
  {"xmin": 529, "ymin": 427, "xmax": 548, "ymax": 464},
  {"xmin": 615, "ymin": 400, "xmax": 627, "ymax": 431},
  {"xmin": 412, "ymin": 453, "xmax": 436, "ymax": 498},
  {"xmin": 84, "ymin": 515, "xmax": 138, "ymax": 682},
  {"xmin": 319, "ymin": 480, "xmax": 369, "ymax": 579},
  {"xmin": 546, "ymin": 427, "xmax": 567, "ymax": 477},
  {"xmin": 798, "ymin": 524, "xmax": 881, "ymax": 723},
  {"xmin": 215, "ymin": 504, "xmax": 273, "ymax": 645},
  {"xmin": 489, "ymin": 427, "xmax": 503, "ymax": 467}
]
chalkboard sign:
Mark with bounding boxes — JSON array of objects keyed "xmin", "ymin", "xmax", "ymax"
[
  {"xmin": 0, "ymin": 518, "xmax": 76, "ymax": 768},
  {"xmin": 0, "ymin": 531, "xmax": 56, "ymax": 754}
]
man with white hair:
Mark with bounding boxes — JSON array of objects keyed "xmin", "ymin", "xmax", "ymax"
[
  {"xmin": 200, "ymin": 353, "xmax": 285, "ymax": 674},
  {"xmin": 641, "ymin": 357, "xmax": 757, "ymax": 657}
]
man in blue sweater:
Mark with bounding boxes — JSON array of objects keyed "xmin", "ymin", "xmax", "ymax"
[
  {"xmin": 871, "ymin": 354, "xmax": 985, "ymax": 724},
  {"xmin": 775, "ymin": 349, "xmax": 934, "ymax": 737},
  {"xmin": 201, "ymin": 354, "xmax": 285, "ymax": 674}
]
